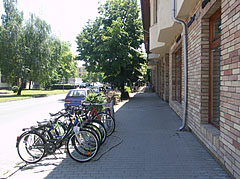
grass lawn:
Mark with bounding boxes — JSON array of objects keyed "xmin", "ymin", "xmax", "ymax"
[{"xmin": 0, "ymin": 89, "xmax": 69, "ymax": 103}]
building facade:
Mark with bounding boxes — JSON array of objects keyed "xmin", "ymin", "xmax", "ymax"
[
  {"xmin": 0, "ymin": 72, "xmax": 10, "ymax": 89},
  {"xmin": 141, "ymin": 0, "xmax": 240, "ymax": 178},
  {"xmin": 77, "ymin": 66, "xmax": 87, "ymax": 78}
]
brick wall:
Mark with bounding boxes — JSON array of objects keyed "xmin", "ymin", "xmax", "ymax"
[
  {"xmin": 158, "ymin": 54, "xmax": 169, "ymax": 101},
  {"xmin": 168, "ymin": 0, "xmax": 240, "ymax": 177},
  {"xmin": 187, "ymin": 7, "xmax": 202, "ymax": 132},
  {"xmin": 169, "ymin": 41, "xmax": 184, "ymax": 118},
  {"xmin": 220, "ymin": 0, "xmax": 240, "ymax": 178},
  {"xmin": 160, "ymin": 58, "xmax": 164, "ymax": 98},
  {"xmin": 163, "ymin": 54, "xmax": 169, "ymax": 102}
]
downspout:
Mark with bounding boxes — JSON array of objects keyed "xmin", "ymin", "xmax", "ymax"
[{"xmin": 171, "ymin": 0, "xmax": 188, "ymax": 131}]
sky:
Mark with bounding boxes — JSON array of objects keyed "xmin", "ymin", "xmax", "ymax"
[{"xmin": 0, "ymin": 0, "xmax": 104, "ymax": 55}]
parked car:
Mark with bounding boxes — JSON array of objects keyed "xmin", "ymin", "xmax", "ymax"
[
  {"xmin": 64, "ymin": 88, "xmax": 93, "ymax": 108},
  {"xmin": 86, "ymin": 86, "xmax": 100, "ymax": 93}
]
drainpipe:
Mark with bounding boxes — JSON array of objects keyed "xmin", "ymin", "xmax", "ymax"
[{"xmin": 171, "ymin": 0, "xmax": 188, "ymax": 131}]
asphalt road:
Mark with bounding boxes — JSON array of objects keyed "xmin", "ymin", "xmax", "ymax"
[{"xmin": 0, "ymin": 93, "xmax": 67, "ymax": 177}]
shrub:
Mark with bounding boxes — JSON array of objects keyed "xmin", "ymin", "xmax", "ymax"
[
  {"xmin": 50, "ymin": 84, "xmax": 74, "ymax": 90},
  {"xmin": 12, "ymin": 86, "xmax": 19, "ymax": 93},
  {"xmin": 106, "ymin": 90, "xmax": 121, "ymax": 104},
  {"xmin": 124, "ymin": 86, "xmax": 131, "ymax": 94},
  {"xmin": 85, "ymin": 92, "xmax": 106, "ymax": 112}
]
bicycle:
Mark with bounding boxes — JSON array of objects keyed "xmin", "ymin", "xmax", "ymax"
[
  {"xmin": 68, "ymin": 105, "xmax": 107, "ymax": 145},
  {"xmin": 81, "ymin": 101, "xmax": 115, "ymax": 136},
  {"xmin": 16, "ymin": 109, "xmax": 100, "ymax": 163}
]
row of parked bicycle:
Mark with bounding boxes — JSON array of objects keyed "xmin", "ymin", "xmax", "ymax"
[{"xmin": 16, "ymin": 99, "xmax": 116, "ymax": 163}]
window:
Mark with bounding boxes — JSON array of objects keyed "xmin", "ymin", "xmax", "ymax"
[
  {"xmin": 1, "ymin": 75, "xmax": 6, "ymax": 83},
  {"xmin": 152, "ymin": 0, "xmax": 158, "ymax": 25},
  {"xmin": 173, "ymin": 48, "xmax": 182, "ymax": 103},
  {"xmin": 79, "ymin": 68, "xmax": 81, "ymax": 72},
  {"xmin": 209, "ymin": 8, "xmax": 221, "ymax": 128}
]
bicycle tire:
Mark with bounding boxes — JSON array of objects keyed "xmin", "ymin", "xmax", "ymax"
[
  {"xmin": 67, "ymin": 129, "xmax": 99, "ymax": 162},
  {"xmin": 84, "ymin": 119, "xmax": 107, "ymax": 144},
  {"xmin": 16, "ymin": 131, "xmax": 46, "ymax": 164},
  {"xmin": 93, "ymin": 112, "xmax": 115, "ymax": 136}
]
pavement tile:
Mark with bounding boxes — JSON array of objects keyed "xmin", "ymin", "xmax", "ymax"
[{"xmin": 7, "ymin": 92, "xmax": 231, "ymax": 179}]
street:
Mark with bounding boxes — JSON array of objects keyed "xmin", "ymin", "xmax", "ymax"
[{"xmin": 0, "ymin": 93, "xmax": 67, "ymax": 177}]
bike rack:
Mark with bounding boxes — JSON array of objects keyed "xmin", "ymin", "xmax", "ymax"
[{"xmin": 83, "ymin": 100, "xmax": 115, "ymax": 118}]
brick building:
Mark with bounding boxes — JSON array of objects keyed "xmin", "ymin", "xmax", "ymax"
[{"xmin": 140, "ymin": 0, "xmax": 240, "ymax": 178}]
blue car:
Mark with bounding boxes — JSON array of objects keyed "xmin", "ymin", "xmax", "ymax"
[{"xmin": 64, "ymin": 88, "xmax": 92, "ymax": 108}]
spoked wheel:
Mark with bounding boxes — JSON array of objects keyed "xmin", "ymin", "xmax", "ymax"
[
  {"xmin": 16, "ymin": 131, "xmax": 46, "ymax": 164},
  {"xmin": 67, "ymin": 129, "xmax": 99, "ymax": 162},
  {"xmin": 94, "ymin": 112, "xmax": 115, "ymax": 136},
  {"xmin": 84, "ymin": 119, "xmax": 107, "ymax": 144}
]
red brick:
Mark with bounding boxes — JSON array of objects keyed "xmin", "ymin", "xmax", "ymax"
[
  {"xmin": 232, "ymin": 93, "xmax": 240, "ymax": 99},
  {"xmin": 235, "ymin": 30, "xmax": 240, "ymax": 38},
  {"xmin": 224, "ymin": 69, "xmax": 232, "ymax": 75},
  {"xmin": 230, "ymin": 62, "xmax": 239, "ymax": 69},
  {"xmin": 224, "ymin": 113, "xmax": 232, "ymax": 120},
  {"xmin": 233, "ymin": 140, "xmax": 240, "ymax": 150},
  {"xmin": 232, "ymin": 56, "xmax": 240, "ymax": 63},
  {"xmin": 226, "ymin": 119, "xmax": 234, "ymax": 127},
  {"xmin": 225, "ymin": 58, "xmax": 232, "ymax": 64},
  {"xmin": 229, "ymin": 50, "xmax": 238, "ymax": 58},
  {"xmin": 232, "ymin": 116, "xmax": 240, "ymax": 124},
  {"xmin": 230, "ymin": 127, "xmax": 240, "ymax": 136}
]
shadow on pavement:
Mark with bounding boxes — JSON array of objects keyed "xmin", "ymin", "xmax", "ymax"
[{"xmin": 9, "ymin": 91, "xmax": 231, "ymax": 179}]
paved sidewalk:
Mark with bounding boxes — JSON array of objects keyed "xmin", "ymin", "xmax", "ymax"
[{"xmin": 8, "ymin": 92, "xmax": 231, "ymax": 179}]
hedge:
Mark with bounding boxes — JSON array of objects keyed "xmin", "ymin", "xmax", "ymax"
[{"xmin": 50, "ymin": 84, "xmax": 75, "ymax": 90}]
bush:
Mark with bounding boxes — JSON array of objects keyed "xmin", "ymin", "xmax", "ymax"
[
  {"xmin": 85, "ymin": 92, "xmax": 106, "ymax": 112},
  {"xmin": 106, "ymin": 90, "xmax": 121, "ymax": 104},
  {"xmin": 12, "ymin": 86, "xmax": 19, "ymax": 93},
  {"xmin": 50, "ymin": 84, "xmax": 74, "ymax": 90},
  {"xmin": 124, "ymin": 86, "xmax": 131, "ymax": 94}
]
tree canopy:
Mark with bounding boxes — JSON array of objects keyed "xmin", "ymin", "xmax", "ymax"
[
  {"xmin": 76, "ymin": 0, "xmax": 146, "ymax": 97},
  {"xmin": 0, "ymin": 0, "xmax": 77, "ymax": 95}
]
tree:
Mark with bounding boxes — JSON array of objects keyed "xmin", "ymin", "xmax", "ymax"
[
  {"xmin": 22, "ymin": 14, "xmax": 54, "ymax": 90},
  {"xmin": 0, "ymin": 0, "xmax": 25, "ymax": 94},
  {"xmin": 55, "ymin": 41, "xmax": 77, "ymax": 84},
  {"xmin": 0, "ymin": 1, "xmax": 77, "ymax": 94},
  {"xmin": 81, "ymin": 72, "xmax": 105, "ymax": 83},
  {"xmin": 76, "ymin": 0, "xmax": 146, "ymax": 99}
]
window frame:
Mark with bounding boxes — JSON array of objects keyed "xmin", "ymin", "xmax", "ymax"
[
  {"xmin": 174, "ymin": 48, "xmax": 182, "ymax": 104},
  {"xmin": 209, "ymin": 8, "xmax": 221, "ymax": 129}
]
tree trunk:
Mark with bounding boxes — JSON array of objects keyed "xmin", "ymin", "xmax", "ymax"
[
  {"xmin": 28, "ymin": 80, "xmax": 32, "ymax": 89},
  {"xmin": 17, "ymin": 79, "xmax": 25, "ymax": 96},
  {"xmin": 17, "ymin": 86, "xmax": 23, "ymax": 96},
  {"xmin": 120, "ymin": 82, "xmax": 129, "ymax": 100}
]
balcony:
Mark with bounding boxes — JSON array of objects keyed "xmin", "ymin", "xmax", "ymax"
[
  {"xmin": 149, "ymin": 24, "xmax": 165, "ymax": 54},
  {"xmin": 157, "ymin": 0, "xmax": 199, "ymax": 46}
]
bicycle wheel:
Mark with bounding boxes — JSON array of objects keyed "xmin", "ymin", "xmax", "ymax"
[
  {"xmin": 16, "ymin": 131, "xmax": 46, "ymax": 164},
  {"xmin": 34, "ymin": 125, "xmax": 53, "ymax": 141},
  {"xmin": 67, "ymin": 129, "xmax": 99, "ymax": 162},
  {"xmin": 84, "ymin": 119, "xmax": 107, "ymax": 144},
  {"xmin": 94, "ymin": 112, "xmax": 115, "ymax": 136}
]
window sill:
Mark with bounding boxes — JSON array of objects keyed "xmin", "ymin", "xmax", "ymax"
[{"xmin": 200, "ymin": 123, "xmax": 220, "ymax": 147}]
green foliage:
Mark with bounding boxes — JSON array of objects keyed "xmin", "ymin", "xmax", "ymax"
[
  {"xmin": 12, "ymin": 86, "xmax": 19, "ymax": 93},
  {"xmin": 76, "ymin": 0, "xmax": 146, "ymax": 93},
  {"xmin": 0, "ymin": 1, "xmax": 77, "ymax": 95},
  {"xmin": 81, "ymin": 72, "xmax": 105, "ymax": 83},
  {"xmin": 85, "ymin": 92, "xmax": 106, "ymax": 103},
  {"xmin": 50, "ymin": 84, "xmax": 75, "ymax": 90},
  {"xmin": 85, "ymin": 92, "xmax": 106, "ymax": 111},
  {"xmin": 124, "ymin": 86, "xmax": 131, "ymax": 94}
]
